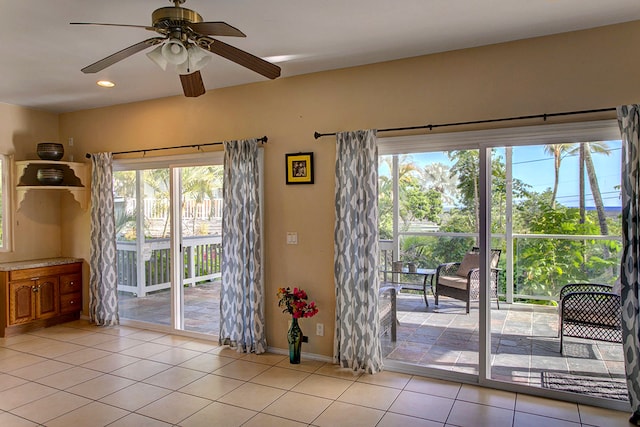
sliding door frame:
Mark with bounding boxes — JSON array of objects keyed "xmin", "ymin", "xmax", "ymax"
[
  {"xmin": 114, "ymin": 151, "xmax": 225, "ymax": 338},
  {"xmin": 379, "ymin": 119, "xmax": 628, "ymax": 410}
]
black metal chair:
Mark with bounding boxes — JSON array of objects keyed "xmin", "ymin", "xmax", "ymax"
[
  {"xmin": 558, "ymin": 283, "xmax": 622, "ymax": 354},
  {"xmin": 434, "ymin": 247, "xmax": 501, "ymax": 313},
  {"xmin": 379, "ymin": 284, "xmax": 398, "ymax": 341}
]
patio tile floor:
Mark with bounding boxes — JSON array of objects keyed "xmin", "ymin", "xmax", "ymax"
[
  {"xmin": 383, "ymin": 293, "xmax": 625, "ymax": 390},
  {"xmin": 117, "ymin": 283, "xmax": 625, "ymax": 400}
]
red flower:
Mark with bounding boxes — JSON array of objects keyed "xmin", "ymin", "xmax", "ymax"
[{"xmin": 277, "ymin": 287, "xmax": 319, "ymax": 319}]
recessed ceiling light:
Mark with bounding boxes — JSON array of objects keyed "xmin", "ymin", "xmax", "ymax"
[
  {"xmin": 97, "ymin": 80, "xmax": 115, "ymax": 88},
  {"xmin": 262, "ymin": 54, "xmax": 301, "ymax": 63}
]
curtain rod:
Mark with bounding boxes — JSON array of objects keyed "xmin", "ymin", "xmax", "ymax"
[
  {"xmin": 313, "ymin": 107, "xmax": 617, "ymax": 139},
  {"xmin": 85, "ymin": 135, "xmax": 268, "ymax": 158}
]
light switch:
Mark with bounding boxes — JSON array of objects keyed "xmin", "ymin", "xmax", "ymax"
[{"xmin": 286, "ymin": 232, "xmax": 298, "ymax": 245}]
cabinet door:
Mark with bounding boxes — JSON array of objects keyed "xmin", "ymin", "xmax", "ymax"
[
  {"xmin": 36, "ymin": 276, "xmax": 59, "ymax": 320},
  {"xmin": 9, "ymin": 281, "xmax": 35, "ymax": 325}
]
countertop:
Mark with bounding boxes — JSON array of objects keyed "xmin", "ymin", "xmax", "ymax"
[{"xmin": 0, "ymin": 257, "xmax": 83, "ymax": 271}]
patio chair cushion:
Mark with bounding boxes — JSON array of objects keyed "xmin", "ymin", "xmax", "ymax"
[
  {"xmin": 456, "ymin": 251, "xmax": 479, "ymax": 277},
  {"xmin": 438, "ymin": 275, "xmax": 468, "ymax": 290},
  {"xmin": 490, "ymin": 251, "xmax": 500, "ymax": 268}
]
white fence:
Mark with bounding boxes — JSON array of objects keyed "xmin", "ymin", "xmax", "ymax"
[
  {"xmin": 116, "ymin": 235, "xmax": 222, "ymax": 297},
  {"xmin": 120, "ymin": 198, "xmax": 223, "ymax": 220}
]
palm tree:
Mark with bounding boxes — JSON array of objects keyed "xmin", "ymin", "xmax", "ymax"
[
  {"xmin": 543, "ymin": 143, "xmax": 573, "ymax": 209},
  {"xmin": 567, "ymin": 141, "xmax": 611, "ymax": 235},
  {"xmin": 419, "ymin": 162, "xmax": 458, "ymax": 206},
  {"xmin": 448, "ymin": 150, "xmax": 480, "ymax": 233},
  {"xmin": 180, "ymin": 166, "xmax": 223, "ymax": 235},
  {"xmin": 378, "ymin": 155, "xmax": 420, "ymax": 231},
  {"xmin": 582, "ymin": 141, "xmax": 610, "ymax": 235}
]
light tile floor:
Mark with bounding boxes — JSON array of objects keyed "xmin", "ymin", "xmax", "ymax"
[{"xmin": 0, "ymin": 320, "xmax": 632, "ymax": 426}]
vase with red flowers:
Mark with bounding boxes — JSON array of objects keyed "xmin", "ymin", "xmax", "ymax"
[{"xmin": 277, "ymin": 287, "xmax": 319, "ymax": 364}]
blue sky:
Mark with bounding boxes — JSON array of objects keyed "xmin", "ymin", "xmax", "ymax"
[
  {"xmin": 387, "ymin": 140, "xmax": 622, "ymax": 209},
  {"xmin": 510, "ymin": 142, "xmax": 622, "ymax": 208}
]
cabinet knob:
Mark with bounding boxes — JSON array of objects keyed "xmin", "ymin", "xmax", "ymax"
[{"xmin": 70, "ymin": 281, "xmax": 74, "ymax": 285}]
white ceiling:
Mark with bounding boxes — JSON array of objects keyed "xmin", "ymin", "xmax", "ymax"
[{"xmin": 3, "ymin": 0, "xmax": 640, "ymax": 113}]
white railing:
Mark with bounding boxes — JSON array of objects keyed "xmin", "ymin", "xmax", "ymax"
[
  {"xmin": 382, "ymin": 232, "xmax": 622, "ymax": 302},
  {"xmin": 183, "ymin": 199, "xmax": 223, "ymax": 220},
  {"xmin": 121, "ymin": 198, "xmax": 223, "ymax": 220},
  {"xmin": 116, "ymin": 234, "xmax": 222, "ymax": 297}
]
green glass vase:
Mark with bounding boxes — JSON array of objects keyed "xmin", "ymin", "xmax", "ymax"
[{"xmin": 288, "ymin": 317, "xmax": 303, "ymax": 364}]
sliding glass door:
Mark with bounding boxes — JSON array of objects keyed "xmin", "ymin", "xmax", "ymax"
[
  {"xmin": 378, "ymin": 120, "xmax": 626, "ymax": 406},
  {"xmin": 176, "ymin": 165, "xmax": 224, "ymax": 334},
  {"xmin": 113, "ymin": 153, "xmax": 224, "ymax": 336}
]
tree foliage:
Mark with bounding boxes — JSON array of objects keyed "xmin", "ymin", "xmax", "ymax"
[{"xmin": 380, "ymin": 142, "xmax": 621, "ymax": 301}]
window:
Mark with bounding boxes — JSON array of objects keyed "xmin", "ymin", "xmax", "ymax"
[{"xmin": 0, "ymin": 154, "xmax": 11, "ymax": 251}]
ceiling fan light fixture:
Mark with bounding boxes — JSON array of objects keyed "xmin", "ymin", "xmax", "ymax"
[
  {"xmin": 176, "ymin": 44, "xmax": 211, "ymax": 75},
  {"xmin": 146, "ymin": 45, "xmax": 168, "ymax": 70},
  {"xmin": 161, "ymin": 38, "xmax": 188, "ymax": 65}
]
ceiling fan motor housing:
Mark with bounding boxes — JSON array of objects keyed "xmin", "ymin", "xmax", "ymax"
[{"xmin": 152, "ymin": 6, "xmax": 203, "ymax": 39}]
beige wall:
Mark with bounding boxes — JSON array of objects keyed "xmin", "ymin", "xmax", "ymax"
[
  {"xmin": 3, "ymin": 20, "xmax": 638, "ymax": 357},
  {"xmin": 0, "ymin": 103, "xmax": 64, "ymax": 262}
]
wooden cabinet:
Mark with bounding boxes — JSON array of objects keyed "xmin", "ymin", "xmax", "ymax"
[
  {"xmin": 0, "ymin": 259, "xmax": 82, "ymax": 337},
  {"xmin": 8, "ymin": 276, "xmax": 60, "ymax": 325},
  {"xmin": 59, "ymin": 271, "xmax": 82, "ymax": 314}
]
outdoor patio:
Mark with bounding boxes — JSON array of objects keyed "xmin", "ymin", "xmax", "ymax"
[
  {"xmin": 118, "ymin": 282, "xmax": 221, "ymax": 336},
  {"xmin": 382, "ymin": 292, "xmax": 626, "ymax": 400},
  {"xmin": 117, "ymin": 283, "xmax": 626, "ymax": 401}
]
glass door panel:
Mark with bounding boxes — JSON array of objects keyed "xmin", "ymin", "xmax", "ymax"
[
  {"xmin": 379, "ymin": 150, "xmax": 481, "ymax": 376},
  {"xmin": 178, "ymin": 165, "xmax": 224, "ymax": 334},
  {"xmin": 489, "ymin": 141, "xmax": 624, "ymax": 399},
  {"xmin": 115, "ymin": 168, "xmax": 172, "ymax": 326}
]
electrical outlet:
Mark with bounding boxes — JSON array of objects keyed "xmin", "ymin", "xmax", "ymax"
[{"xmin": 316, "ymin": 323, "xmax": 324, "ymax": 336}]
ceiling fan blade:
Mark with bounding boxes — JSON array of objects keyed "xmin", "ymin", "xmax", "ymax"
[
  {"xmin": 203, "ymin": 38, "xmax": 281, "ymax": 79},
  {"xmin": 70, "ymin": 22, "xmax": 155, "ymax": 31},
  {"xmin": 180, "ymin": 71, "xmax": 206, "ymax": 97},
  {"xmin": 81, "ymin": 37, "xmax": 165, "ymax": 74},
  {"xmin": 189, "ymin": 22, "xmax": 245, "ymax": 37}
]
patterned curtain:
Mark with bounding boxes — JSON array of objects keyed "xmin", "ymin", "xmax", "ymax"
[
  {"xmin": 333, "ymin": 129, "xmax": 383, "ymax": 373},
  {"xmin": 89, "ymin": 152, "xmax": 119, "ymax": 326},
  {"xmin": 219, "ymin": 139, "xmax": 266, "ymax": 353},
  {"xmin": 618, "ymin": 105, "xmax": 640, "ymax": 424}
]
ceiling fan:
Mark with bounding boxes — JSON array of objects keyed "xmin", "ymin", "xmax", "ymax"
[{"xmin": 71, "ymin": 0, "xmax": 281, "ymax": 97}]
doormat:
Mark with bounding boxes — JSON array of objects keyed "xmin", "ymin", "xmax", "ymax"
[{"xmin": 541, "ymin": 372, "xmax": 628, "ymax": 401}]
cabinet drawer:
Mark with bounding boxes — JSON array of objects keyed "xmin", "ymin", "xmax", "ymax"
[
  {"xmin": 60, "ymin": 293, "xmax": 82, "ymax": 313},
  {"xmin": 60, "ymin": 273, "xmax": 81, "ymax": 294},
  {"xmin": 9, "ymin": 263, "xmax": 81, "ymax": 281}
]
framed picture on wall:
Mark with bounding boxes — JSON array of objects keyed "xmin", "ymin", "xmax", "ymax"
[{"xmin": 285, "ymin": 152, "xmax": 314, "ymax": 184}]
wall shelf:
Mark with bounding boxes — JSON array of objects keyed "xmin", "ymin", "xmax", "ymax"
[{"xmin": 15, "ymin": 160, "xmax": 88, "ymax": 210}]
